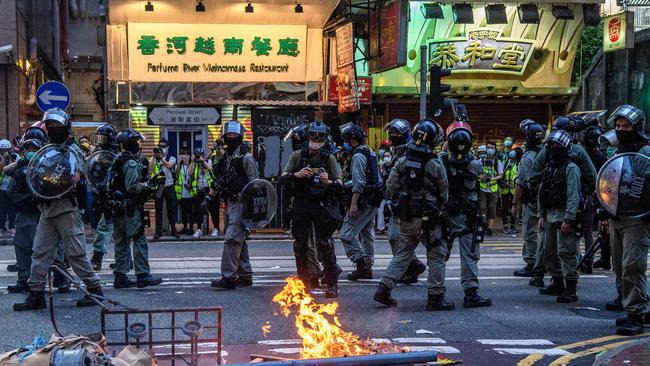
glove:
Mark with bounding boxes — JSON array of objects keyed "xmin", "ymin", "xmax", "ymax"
[
  {"xmin": 152, "ymin": 174, "xmax": 166, "ymax": 186},
  {"xmin": 201, "ymin": 195, "xmax": 213, "ymax": 212},
  {"xmin": 595, "ymin": 207, "xmax": 612, "ymax": 221}
]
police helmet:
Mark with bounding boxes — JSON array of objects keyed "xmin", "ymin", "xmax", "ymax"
[
  {"xmin": 308, "ymin": 121, "xmax": 329, "ymax": 141},
  {"xmin": 579, "ymin": 125, "xmax": 604, "ymax": 148},
  {"xmin": 552, "ymin": 116, "xmax": 584, "ymax": 133},
  {"xmin": 519, "ymin": 119, "xmax": 537, "ymax": 132},
  {"xmin": 606, "ymin": 105, "xmax": 648, "ymax": 137},
  {"xmin": 23, "ymin": 138, "xmax": 45, "ymax": 151},
  {"xmin": 340, "ymin": 123, "xmax": 365, "ymax": 143},
  {"xmin": 116, "ymin": 129, "xmax": 144, "ymax": 154},
  {"xmin": 385, "ymin": 119, "xmax": 411, "ymax": 135},
  {"xmin": 286, "ymin": 124, "xmax": 308, "ymax": 151},
  {"xmin": 477, "ymin": 144, "xmax": 487, "ymax": 154},
  {"xmin": 221, "ymin": 120, "xmax": 245, "ymax": 138},
  {"xmin": 525, "ymin": 123, "xmax": 546, "ymax": 147},
  {"xmin": 446, "ymin": 120, "xmax": 472, "ymax": 137},
  {"xmin": 0, "ymin": 139, "xmax": 11, "ymax": 151},
  {"xmin": 21, "ymin": 127, "xmax": 48, "ymax": 145},
  {"xmin": 94, "ymin": 124, "xmax": 117, "ymax": 148},
  {"xmin": 546, "ymin": 130, "xmax": 573, "ymax": 148},
  {"xmin": 447, "ymin": 128, "xmax": 473, "ymax": 162},
  {"xmin": 408, "ymin": 119, "xmax": 444, "ymax": 154},
  {"xmin": 41, "ymin": 108, "xmax": 71, "ymax": 130}
]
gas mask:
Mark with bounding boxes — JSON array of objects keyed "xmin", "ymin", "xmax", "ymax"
[
  {"xmin": 48, "ymin": 127, "xmax": 69, "ymax": 144},
  {"xmin": 615, "ymin": 129, "xmax": 640, "ymax": 147},
  {"xmin": 223, "ymin": 136, "xmax": 242, "ymax": 153},
  {"xmin": 389, "ymin": 135, "xmax": 404, "ymax": 146},
  {"xmin": 549, "ymin": 146, "xmax": 567, "ymax": 161}
]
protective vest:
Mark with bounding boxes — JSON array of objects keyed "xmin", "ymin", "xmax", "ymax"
[
  {"xmin": 175, "ymin": 164, "xmax": 196, "ymax": 200},
  {"xmin": 109, "ymin": 153, "xmax": 138, "ymax": 199},
  {"xmin": 539, "ymin": 160, "xmax": 568, "ymax": 210},
  {"xmin": 479, "ymin": 158, "xmax": 499, "ymax": 193},
  {"xmin": 441, "ymin": 154, "xmax": 476, "ymax": 198},
  {"xmin": 193, "ymin": 163, "xmax": 213, "ymax": 189},
  {"xmin": 351, "ymin": 146, "xmax": 381, "ymax": 189},
  {"xmin": 400, "ymin": 149, "xmax": 436, "ymax": 195},
  {"xmin": 294, "ymin": 147, "xmax": 330, "ymax": 199},
  {"xmin": 500, "ymin": 162, "xmax": 518, "ymax": 195},
  {"xmin": 212, "ymin": 151, "xmax": 249, "ymax": 199},
  {"xmin": 150, "ymin": 161, "xmax": 161, "ymax": 179}
]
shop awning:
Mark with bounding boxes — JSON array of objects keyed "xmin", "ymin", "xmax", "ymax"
[{"xmin": 224, "ymin": 100, "xmax": 336, "ymax": 107}]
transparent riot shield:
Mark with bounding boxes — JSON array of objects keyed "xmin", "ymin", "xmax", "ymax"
[
  {"xmin": 26, "ymin": 144, "xmax": 83, "ymax": 200},
  {"xmin": 596, "ymin": 152, "xmax": 650, "ymax": 219},
  {"xmin": 84, "ymin": 150, "xmax": 118, "ymax": 194},
  {"xmin": 240, "ymin": 179, "xmax": 278, "ymax": 229}
]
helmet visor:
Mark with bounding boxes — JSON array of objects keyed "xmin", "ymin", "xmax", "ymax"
[{"xmin": 94, "ymin": 134, "xmax": 108, "ymax": 146}]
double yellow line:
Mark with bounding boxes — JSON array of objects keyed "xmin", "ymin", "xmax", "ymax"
[{"xmin": 517, "ymin": 334, "xmax": 650, "ymax": 366}]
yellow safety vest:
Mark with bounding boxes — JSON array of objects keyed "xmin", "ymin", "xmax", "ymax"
[
  {"xmin": 175, "ymin": 165, "xmax": 196, "ymax": 200},
  {"xmin": 193, "ymin": 164, "xmax": 213, "ymax": 190},
  {"xmin": 500, "ymin": 162, "xmax": 518, "ymax": 195},
  {"xmin": 479, "ymin": 160, "xmax": 499, "ymax": 193}
]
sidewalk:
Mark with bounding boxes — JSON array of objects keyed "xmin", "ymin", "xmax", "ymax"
[{"xmin": 593, "ymin": 336, "xmax": 650, "ymax": 366}]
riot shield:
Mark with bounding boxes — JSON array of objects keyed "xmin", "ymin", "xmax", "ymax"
[
  {"xmin": 84, "ymin": 150, "xmax": 118, "ymax": 194},
  {"xmin": 26, "ymin": 144, "xmax": 83, "ymax": 200},
  {"xmin": 240, "ymin": 179, "xmax": 278, "ymax": 229},
  {"xmin": 596, "ymin": 152, "xmax": 650, "ymax": 218}
]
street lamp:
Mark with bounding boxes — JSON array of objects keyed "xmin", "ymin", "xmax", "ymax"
[
  {"xmin": 196, "ymin": 0, "xmax": 205, "ymax": 12},
  {"xmin": 145, "ymin": 1, "xmax": 154, "ymax": 12},
  {"xmin": 245, "ymin": 1, "xmax": 254, "ymax": 13},
  {"xmin": 295, "ymin": 2, "xmax": 303, "ymax": 13}
]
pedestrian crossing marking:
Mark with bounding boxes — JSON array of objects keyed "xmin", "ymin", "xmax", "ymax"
[
  {"xmin": 478, "ymin": 339, "xmax": 554, "ymax": 346},
  {"xmin": 493, "ymin": 348, "xmax": 571, "ymax": 356}
]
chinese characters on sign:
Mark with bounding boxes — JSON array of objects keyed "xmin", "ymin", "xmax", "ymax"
[
  {"xmin": 127, "ymin": 23, "xmax": 309, "ymax": 82},
  {"xmin": 603, "ymin": 12, "xmax": 634, "ymax": 53},
  {"xmin": 368, "ymin": 0, "xmax": 408, "ymax": 73},
  {"xmin": 335, "ymin": 23, "xmax": 359, "ymax": 114},
  {"xmin": 428, "ymin": 30, "xmax": 534, "ymax": 75}
]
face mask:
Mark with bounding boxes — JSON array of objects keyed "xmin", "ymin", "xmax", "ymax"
[
  {"xmin": 25, "ymin": 152, "xmax": 36, "ymax": 161},
  {"xmin": 389, "ymin": 135, "xmax": 404, "ymax": 146},
  {"xmin": 159, "ymin": 147, "xmax": 168, "ymax": 155},
  {"xmin": 383, "ymin": 156, "xmax": 391, "ymax": 164},
  {"xmin": 224, "ymin": 136, "xmax": 242, "ymax": 152},
  {"xmin": 80, "ymin": 142, "xmax": 90, "ymax": 151},
  {"xmin": 487, "ymin": 148, "xmax": 496, "ymax": 156},
  {"xmin": 343, "ymin": 142, "xmax": 353, "ymax": 152},
  {"xmin": 504, "ymin": 140, "xmax": 513, "ymax": 148},
  {"xmin": 549, "ymin": 146, "xmax": 566, "ymax": 161},
  {"xmin": 616, "ymin": 130, "xmax": 639, "ymax": 147},
  {"xmin": 309, "ymin": 141, "xmax": 325, "ymax": 151},
  {"xmin": 508, "ymin": 151, "xmax": 517, "ymax": 159},
  {"xmin": 48, "ymin": 128, "xmax": 69, "ymax": 144}
]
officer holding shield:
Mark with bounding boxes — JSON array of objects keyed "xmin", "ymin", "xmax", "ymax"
[
  {"xmin": 600, "ymin": 105, "xmax": 650, "ymax": 336},
  {"xmin": 14, "ymin": 108, "xmax": 103, "ymax": 311}
]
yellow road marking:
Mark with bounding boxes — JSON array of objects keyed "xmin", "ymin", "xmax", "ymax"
[
  {"xmin": 548, "ymin": 339, "xmax": 639, "ymax": 366},
  {"xmin": 516, "ymin": 353, "xmax": 544, "ymax": 366}
]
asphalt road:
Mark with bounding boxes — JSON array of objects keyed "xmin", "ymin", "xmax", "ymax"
[{"xmin": 0, "ymin": 235, "xmax": 647, "ymax": 365}]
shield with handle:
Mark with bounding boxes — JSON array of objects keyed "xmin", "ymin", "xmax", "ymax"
[
  {"xmin": 26, "ymin": 144, "xmax": 83, "ymax": 200},
  {"xmin": 239, "ymin": 178, "xmax": 278, "ymax": 229},
  {"xmin": 596, "ymin": 152, "xmax": 650, "ymax": 219},
  {"xmin": 84, "ymin": 150, "xmax": 118, "ymax": 194}
]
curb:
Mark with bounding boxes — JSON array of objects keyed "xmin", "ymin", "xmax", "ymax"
[{"xmin": 592, "ymin": 336, "xmax": 650, "ymax": 366}]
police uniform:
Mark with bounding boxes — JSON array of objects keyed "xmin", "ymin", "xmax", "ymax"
[
  {"xmin": 529, "ymin": 143, "xmax": 596, "ymax": 194},
  {"xmin": 341, "ymin": 145, "xmax": 380, "ymax": 270},
  {"xmin": 385, "ymin": 144, "xmax": 407, "ymax": 252},
  {"xmin": 212, "ymin": 144, "xmax": 259, "ymax": 287},
  {"xmin": 381, "ymin": 153, "xmax": 448, "ymax": 294},
  {"xmin": 283, "ymin": 146, "xmax": 343, "ymax": 295},
  {"xmin": 110, "ymin": 151, "xmax": 159, "ymax": 287},
  {"xmin": 90, "ymin": 146, "xmax": 121, "ymax": 269}
]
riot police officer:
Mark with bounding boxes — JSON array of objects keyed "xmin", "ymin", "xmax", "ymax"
[
  {"xmin": 340, "ymin": 123, "xmax": 382, "ymax": 280},
  {"xmin": 89, "ymin": 124, "xmax": 119, "ymax": 271},
  {"xmin": 110, "ymin": 129, "xmax": 163, "ymax": 289},
  {"xmin": 439, "ymin": 122, "xmax": 492, "ymax": 308},
  {"xmin": 383, "ymin": 119, "xmax": 427, "ymax": 284},
  {"xmin": 14, "ymin": 108, "xmax": 103, "ymax": 311},
  {"xmin": 511, "ymin": 122, "xmax": 546, "ymax": 285},
  {"xmin": 282, "ymin": 121, "xmax": 343, "ymax": 297},
  {"xmin": 207, "ymin": 120, "xmax": 259, "ymax": 290},
  {"xmin": 602, "ymin": 105, "xmax": 650, "ymax": 335},
  {"xmin": 374, "ymin": 119, "xmax": 448, "ymax": 308},
  {"xmin": 537, "ymin": 130, "xmax": 582, "ymax": 303}
]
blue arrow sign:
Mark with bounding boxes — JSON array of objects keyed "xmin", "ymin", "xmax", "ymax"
[{"xmin": 36, "ymin": 81, "xmax": 71, "ymax": 112}]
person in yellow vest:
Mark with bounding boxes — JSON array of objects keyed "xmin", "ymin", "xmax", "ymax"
[
  {"xmin": 478, "ymin": 141, "xmax": 503, "ymax": 237},
  {"xmin": 190, "ymin": 147, "xmax": 212, "ymax": 238},
  {"xmin": 500, "ymin": 147, "xmax": 522, "ymax": 235},
  {"xmin": 150, "ymin": 138, "xmax": 179, "ymax": 239},
  {"xmin": 175, "ymin": 149, "xmax": 194, "ymax": 235}
]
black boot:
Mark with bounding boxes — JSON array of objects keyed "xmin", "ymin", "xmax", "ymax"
[
  {"xmin": 308, "ymin": 278, "xmax": 321, "ymax": 290},
  {"xmin": 171, "ymin": 227, "xmax": 180, "ymax": 239},
  {"xmin": 136, "ymin": 274, "xmax": 163, "ymax": 288},
  {"xmin": 325, "ymin": 283, "xmax": 338, "ymax": 298},
  {"xmin": 616, "ymin": 313, "xmax": 650, "ymax": 326},
  {"xmin": 347, "ymin": 258, "xmax": 373, "ymax": 281},
  {"xmin": 91, "ymin": 252, "xmax": 104, "ymax": 271},
  {"xmin": 7, "ymin": 280, "xmax": 29, "ymax": 293},
  {"xmin": 616, "ymin": 314, "xmax": 645, "ymax": 336},
  {"xmin": 539, "ymin": 277, "xmax": 565, "ymax": 296},
  {"xmin": 113, "ymin": 273, "xmax": 136, "ymax": 289},
  {"xmin": 556, "ymin": 280, "xmax": 579, "ymax": 303},
  {"xmin": 606, "ymin": 295, "xmax": 624, "ymax": 311},
  {"xmin": 426, "ymin": 294, "xmax": 455, "ymax": 311},
  {"xmin": 513, "ymin": 264, "xmax": 533, "ymax": 277},
  {"xmin": 529, "ymin": 275, "xmax": 545, "ymax": 288},
  {"xmin": 52, "ymin": 270, "xmax": 71, "ymax": 294},
  {"xmin": 463, "ymin": 288, "xmax": 492, "ymax": 308},
  {"xmin": 236, "ymin": 277, "xmax": 253, "ymax": 287},
  {"xmin": 211, "ymin": 276, "xmax": 238, "ymax": 290},
  {"xmin": 399, "ymin": 259, "xmax": 426, "ymax": 284},
  {"xmin": 76, "ymin": 287, "xmax": 104, "ymax": 307},
  {"xmin": 13, "ymin": 290, "xmax": 46, "ymax": 311},
  {"xmin": 593, "ymin": 257, "xmax": 611, "ymax": 270},
  {"xmin": 373, "ymin": 283, "xmax": 397, "ymax": 307}
]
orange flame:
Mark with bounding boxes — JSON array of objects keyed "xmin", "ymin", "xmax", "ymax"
[
  {"xmin": 272, "ymin": 276, "xmax": 403, "ymax": 359},
  {"xmin": 261, "ymin": 322, "xmax": 271, "ymax": 337}
]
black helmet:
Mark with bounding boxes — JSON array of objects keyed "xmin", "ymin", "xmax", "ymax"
[
  {"xmin": 546, "ymin": 130, "xmax": 573, "ymax": 148},
  {"xmin": 519, "ymin": 119, "xmax": 537, "ymax": 133},
  {"xmin": 288, "ymin": 125, "xmax": 309, "ymax": 151},
  {"xmin": 552, "ymin": 116, "xmax": 584, "ymax": 132},
  {"xmin": 194, "ymin": 147, "xmax": 204, "ymax": 155},
  {"xmin": 42, "ymin": 108, "xmax": 71, "ymax": 129},
  {"xmin": 385, "ymin": 119, "xmax": 411, "ymax": 146},
  {"xmin": 308, "ymin": 121, "xmax": 329, "ymax": 141},
  {"xmin": 579, "ymin": 125, "xmax": 604, "ymax": 148},
  {"xmin": 448, "ymin": 128, "xmax": 473, "ymax": 162},
  {"xmin": 408, "ymin": 119, "xmax": 443, "ymax": 154},
  {"xmin": 22, "ymin": 126, "xmax": 48, "ymax": 145},
  {"xmin": 340, "ymin": 123, "xmax": 365, "ymax": 143},
  {"xmin": 606, "ymin": 104, "xmax": 648, "ymax": 138},
  {"xmin": 221, "ymin": 120, "xmax": 245, "ymax": 138},
  {"xmin": 94, "ymin": 124, "xmax": 117, "ymax": 148},
  {"xmin": 116, "ymin": 129, "xmax": 144, "ymax": 154},
  {"xmin": 23, "ymin": 138, "xmax": 45, "ymax": 151},
  {"xmin": 525, "ymin": 123, "xmax": 546, "ymax": 147}
]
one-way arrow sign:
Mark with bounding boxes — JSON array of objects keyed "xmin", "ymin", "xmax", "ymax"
[{"xmin": 36, "ymin": 81, "xmax": 71, "ymax": 112}]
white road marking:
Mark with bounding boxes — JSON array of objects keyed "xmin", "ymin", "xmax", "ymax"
[
  {"xmin": 392, "ymin": 338, "xmax": 446, "ymax": 344},
  {"xmin": 477, "ymin": 339, "xmax": 554, "ymax": 346},
  {"xmin": 268, "ymin": 347, "xmax": 302, "ymax": 354},
  {"xmin": 406, "ymin": 346, "xmax": 460, "ymax": 354},
  {"xmin": 492, "ymin": 348, "xmax": 571, "ymax": 356},
  {"xmin": 258, "ymin": 339, "xmax": 302, "ymax": 345}
]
